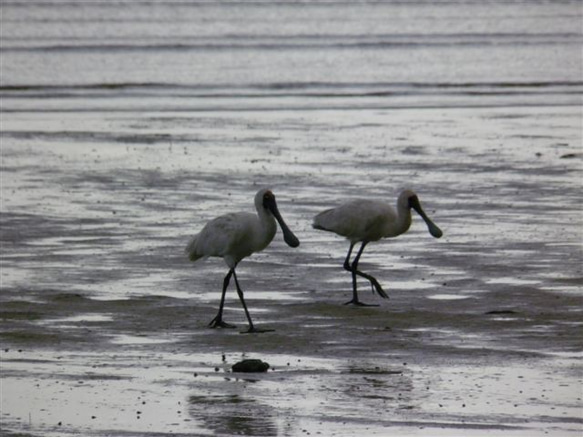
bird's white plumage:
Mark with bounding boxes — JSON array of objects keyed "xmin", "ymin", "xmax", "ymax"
[
  {"xmin": 313, "ymin": 190, "xmax": 416, "ymax": 244},
  {"xmin": 186, "ymin": 190, "xmax": 277, "ymax": 268},
  {"xmin": 184, "ymin": 188, "xmax": 300, "ymax": 332},
  {"xmin": 312, "ymin": 189, "xmax": 442, "ymax": 305}
]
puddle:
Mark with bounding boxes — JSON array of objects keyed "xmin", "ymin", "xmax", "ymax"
[
  {"xmin": 426, "ymin": 294, "xmax": 472, "ymax": 300},
  {"xmin": 390, "ymin": 281, "xmax": 437, "ymax": 290},
  {"xmin": 539, "ymin": 285, "xmax": 583, "ymax": 295},
  {"xmin": 486, "ymin": 278, "xmax": 541, "ymax": 285},
  {"xmin": 1, "ymin": 371, "xmax": 200, "ymax": 436},
  {"xmin": 109, "ymin": 335, "xmax": 176, "ymax": 345},
  {"xmin": 45, "ymin": 315, "xmax": 114, "ymax": 324}
]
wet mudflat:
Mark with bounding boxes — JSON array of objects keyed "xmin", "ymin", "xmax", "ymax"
[
  {"xmin": 2, "ymin": 106, "xmax": 582, "ymax": 436},
  {"xmin": 1, "ymin": 1, "xmax": 582, "ymax": 436}
]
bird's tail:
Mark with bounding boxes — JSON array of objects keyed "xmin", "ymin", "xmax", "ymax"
[
  {"xmin": 312, "ymin": 222, "xmax": 327, "ymax": 231},
  {"xmin": 185, "ymin": 235, "xmax": 204, "ymax": 262},
  {"xmin": 312, "ymin": 209, "xmax": 335, "ymax": 232}
]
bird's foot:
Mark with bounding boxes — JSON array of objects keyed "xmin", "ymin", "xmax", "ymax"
[
  {"xmin": 343, "ymin": 299, "xmax": 379, "ymax": 307},
  {"xmin": 208, "ymin": 317, "xmax": 236, "ymax": 329}
]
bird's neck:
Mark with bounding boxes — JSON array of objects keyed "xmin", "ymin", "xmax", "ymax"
[
  {"xmin": 257, "ymin": 207, "xmax": 277, "ymax": 236},
  {"xmin": 396, "ymin": 206, "xmax": 413, "ymax": 235}
]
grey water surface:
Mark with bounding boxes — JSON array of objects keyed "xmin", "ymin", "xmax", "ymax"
[{"xmin": 1, "ymin": 1, "xmax": 582, "ymax": 436}]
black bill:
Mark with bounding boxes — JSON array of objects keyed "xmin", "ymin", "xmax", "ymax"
[
  {"xmin": 410, "ymin": 196, "xmax": 443, "ymax": 238},
  {"xmin": 267, "ymin": 198, "xmax": 301, "ymax": 247}
]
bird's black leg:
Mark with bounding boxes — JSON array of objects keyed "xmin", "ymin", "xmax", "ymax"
[
  {"xmin": 208, "ymin": 268, "xmax": 237, "ymax": 329},
  {"xmin": 354, "ymin": 270, "xmax": 389, "ymax": 300},
  {"xmin": 343, "ymin": 242, "xmax": 355, "ymax": 272},
  {"xmin": 344, "ymin": 241, "xmax": 388, "ymax": 306},
  {"xmin": 344, "ymin": 241, "xmax": 371, "ymax": 306},
  {"xmin": 232, "ymin": 269, "xmax": 274, "ymax": 334},
  {"xmin": 342, "ymin": 242, "xmax": 363, "ymax": 304},
  {"xmin": 352, "ymin": 242, "xmax": 389, "ymax": 300}
]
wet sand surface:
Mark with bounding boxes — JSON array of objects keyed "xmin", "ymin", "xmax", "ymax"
[
  {"xmin": 2, "ymin": 105, "xmax": 582, "ymax": 436},
  {"xmin": 2, "ymin": 1, "xmax": 583, "ymax": 436}
]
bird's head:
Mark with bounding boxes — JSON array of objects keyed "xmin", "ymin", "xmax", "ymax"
[
  {"xmin": 400, "ymin": 189, "xmax": 443, "ymax": 239},
  {"xmin": 256, "ymin": 188, "xmax": 300, "ymax": 248}
]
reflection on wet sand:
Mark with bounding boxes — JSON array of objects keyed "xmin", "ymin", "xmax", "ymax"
[{"xmin": 188, "ymin": 393, "xmax": 280, "ymax": 436}]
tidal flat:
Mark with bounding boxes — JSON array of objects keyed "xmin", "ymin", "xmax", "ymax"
[
  {"xmin": 1, "ymin": 2, "xmax": 582, "ymax": 435},
  {"xmin": 2, "ymin": 106, "xmax": 582, "ymax": 436}
]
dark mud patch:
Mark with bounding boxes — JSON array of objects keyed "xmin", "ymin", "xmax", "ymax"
[
  {"xmin": 231, "ymin": 359, "xmax": 270, "ymax": 373},
  {"xmin": 0, "ymin": 331, "xmax": 63, "ymax": 345},
  {"xmin": 484, "ymin": 309, "xmax": 518, "ymax": 315}
]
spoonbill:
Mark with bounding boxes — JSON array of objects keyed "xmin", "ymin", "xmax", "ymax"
[
  {"xmin": 186, "ymin": 188, "xmax": 300, "ymax": 333},
  {"xmin": 313, "ymin": 189, "xmax": 442, "ymax": 306}
]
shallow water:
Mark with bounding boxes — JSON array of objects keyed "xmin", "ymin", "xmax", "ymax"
[{"xmin": 1, "ymin": 1, "xmax": 583, "ymax": 436}]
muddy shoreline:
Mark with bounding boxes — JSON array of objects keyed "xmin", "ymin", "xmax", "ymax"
[{"xmin": 2, "ymin": 103, "xmax": 582, "ymax": 436}]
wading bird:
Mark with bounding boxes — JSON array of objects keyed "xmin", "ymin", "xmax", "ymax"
[
  {"xmin": 186, "ymin": 188, "xmax": 300, "ymax": 333},
  {"xmin": 313, "ymin": 189, "xmax": 442, "ymax": 306}
]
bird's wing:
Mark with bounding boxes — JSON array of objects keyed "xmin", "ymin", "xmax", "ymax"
[
  {"xmin": 187, "ymin": 212, "xmax": 254, "ymax": 260},
  {"xmin": 360, "ymin": 201, "xmax": 397, "ymax": 239},
  {"xmin": 314, "ymin": 200, "xmax": 395, "ymax": 241},
  {"xmin": 313, "ymin": 201, "xmax": 365, "ymax": 237}
]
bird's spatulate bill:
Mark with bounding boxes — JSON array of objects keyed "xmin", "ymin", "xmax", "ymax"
[
  {"xmin": 282, "ymin": 224, "xmax": 300, "ymax": 247},
  {"xmin": 411, "ymin": 200, "xmax": 443, "ymax": 238},
  {"xmin": 268, "ymin": 202, "xmax": 300, "ymax": 247},
  {"xmin": 426, "ymin": 220, "xmax": 443, "ymax": 238}
]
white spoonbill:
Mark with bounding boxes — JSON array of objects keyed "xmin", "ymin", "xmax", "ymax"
[
  {"xmin": 313, "ymin": 189, "xmax": 442, "ymax": 306},
  {"xmin": 186, "ymin": 188, "xmax": 300, "ymax": 333}
]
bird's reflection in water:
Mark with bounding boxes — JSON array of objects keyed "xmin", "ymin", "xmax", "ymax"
[{"xmin": 188, "ymin": 393, "xmax": 280, "ymax": 436}]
